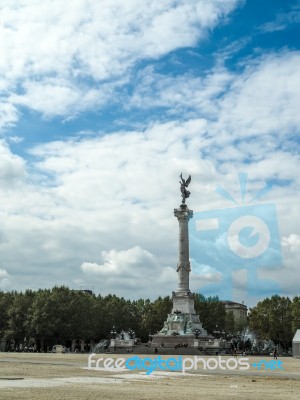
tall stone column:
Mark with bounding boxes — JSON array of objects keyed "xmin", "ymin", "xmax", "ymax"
[
  {"xmin": 154, "ymin": 173, "xmax": 208, "ymax": 341},
  {"xmin": 171, "ymin": 203, "xmax": 196, "ymax": 315},
  {"xmin": 174, "ymin": 205, "xmax": 193, "ymax": 293}
]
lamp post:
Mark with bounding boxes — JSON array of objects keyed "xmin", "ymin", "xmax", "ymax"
[
  {"xmin": 110, "ymin": 326, "xmax": 117, "ymax": 339},
  {"xmin": 219, "ymin": 330, "xmax": 225, "ymax": 354},
  {"xmin": 194, "ymin": 329, "xmax": 200, "ymax": 339},
  {"xmin": 213, "ymin": 325, "xmax": 221, "ymax": 338},
  {"xmin": 128, "ymin": 328, "xmax": 135, "ymax": 339}
]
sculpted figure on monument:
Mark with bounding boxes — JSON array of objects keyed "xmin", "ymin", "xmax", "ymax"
[
  {"xmin": 160, "ymin": 319, "xmax": 170, "ymax": 334},
  {"xmin": 173, "ymin": 313, "xmax": 182, "ymax": 322},
  {"xmin": 179, "ymin": 173, "xmax": 191, "ymax": 204},
  {"xmin": 186, "ymin": 320, "xmax": 194, "ymax": 333}
]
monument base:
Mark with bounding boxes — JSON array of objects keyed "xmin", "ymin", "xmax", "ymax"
[
  {"xmin": 159, "ymin": 311, "xmax": 208, "ymax": 337},
  {"xmin": 151, "ymin": 335, "xmax": 230, "ymax": 354},
  {"xmin": 172, "ymin": 290, "xmax": 197, "ymax": 314},
  {"xmin": 151, "ymin": 334, "xmax": 196, "ymax": 348},
  {"xmin": 110, "ymin": 338, "xmax": 135, "ymax": 349}
]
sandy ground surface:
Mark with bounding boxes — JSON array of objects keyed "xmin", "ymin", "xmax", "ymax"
[{"xmin": 0, "ymin": 352, "xmax": 299, "ymax": 400}]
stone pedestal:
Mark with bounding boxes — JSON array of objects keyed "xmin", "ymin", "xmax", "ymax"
[
  {"xmin": 109, "ymin": 338, "xmax": 134, "ymax": 349},
  {"xmin": 152, "ymin": 335, "xmax": 195, "ymax": 348},
  {"xmin": 172, "ymin": 291, "xmax": 196, "ymax": 314},
  {"xmin": 158, "ymin": 309, "xmax": 207, "ymax": 337},
  {"xmin": 55, "ymin": 345, "xmax": 64, "ymax": 353}
]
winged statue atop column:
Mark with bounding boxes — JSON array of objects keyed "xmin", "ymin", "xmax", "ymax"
[{"xmin": 179, "ymin": 173, "xmax": 191, "ymax": 204}]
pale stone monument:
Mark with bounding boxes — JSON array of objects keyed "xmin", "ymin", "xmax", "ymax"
[
  {"xmin": 292, "ymin": 329, "xmax": 300, "ymax": 358},
  {"xmin": 53, "ymin": 344, "xmax": 64, "ymax": 353},
  {"xmin": 152, "ymin": 174, "xmax": 207, "ymax": 347}
]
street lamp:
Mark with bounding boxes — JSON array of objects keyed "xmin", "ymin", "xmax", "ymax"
[
  {"xmin": 110, "ymin": 325, "xmax": 117, "ymax": 339},
  {"xmin": 213, "ymin": 325, "xmax": 221, "ymax": 338},
  {"xmin": 128, "ymin": 328, "xmax": 135, "ymax": 339}
]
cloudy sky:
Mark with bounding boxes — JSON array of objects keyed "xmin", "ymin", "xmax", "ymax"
[{"xmin": 0, "ymin": 0, "xmax": 299, "ymax": 306}]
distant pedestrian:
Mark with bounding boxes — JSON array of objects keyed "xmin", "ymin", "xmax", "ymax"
[
  {"xmin": 154, "ymin": 347, "xmax": 158, "ymax": 354},
  {"xmin": 273, "ymin": 348, "xmax": 278, "ymax": 359}
]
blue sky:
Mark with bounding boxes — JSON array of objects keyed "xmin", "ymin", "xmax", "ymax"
[{"xmin": 0, "ymin": 0, "xmax": 299, "ymax": 306}]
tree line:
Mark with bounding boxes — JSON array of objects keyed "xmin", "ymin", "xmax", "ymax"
[
  {"xmin": 248, "ymin": 294, "xmax": 300, "ymax": 350},
  {"xmin": 0, "ymin": 287, "xmax": 299, "ymax": 351},
  {"xmin": 0, "ymin": 287, "xmax": 230, "ymax": 350}
]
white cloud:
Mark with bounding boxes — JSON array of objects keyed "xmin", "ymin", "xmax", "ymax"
[
  {"xmin": 0, "ymin": 8, "xmax": 299, "ymax": 304},
  {"xmin": 0, "ymin": 268, "xmax": 8, "ymax": 279},
  {"xmin": 216, "ymin": 51, "xmax": 300, "ymax": 137},
  {"xmin": 0, "ymin": 140, "xmax": 26, "ymax": 187},
  {"xmin": 282, "ymin": 234, "xmax": 300, "ymax": 253},
  {"xmin": 257, "ymin": 234, "xmax": 300, "ymax": 299},
  {"xmin": 258, "ymin": 8, "xmax": 300, "ymax": 33},
  {"xmin": 0, "ymin": 105, "xmax": 298, "ymax": 301},
  {"xmin": 127, "ymin": 50, "xmax": 300, "ymax": 142},
  {"xmin": 0, "ymin": 101, "xmax": 19, "ymax": 130},
  {"xmin": 127, "ymin": 66, "xmax": 232, "ymax": 117},
  {"xmin": 0, "ymin": 268, "xmax": 10, "ymax": 289},
  {"xmin": 0, "ymin": 119, "xmax": 219, "ymax": 296},
  {"xmin": 0, "ymin": 0, "xmax": 240, "ymax": 125},
  {"xmin": 81, "ymin": 246, "xmax": 177, "ymax": 298}
]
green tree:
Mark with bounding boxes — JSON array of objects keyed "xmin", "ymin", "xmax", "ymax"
[
  {"xmin": 146, "ymin": 296, "xmax": 172, "ymax": 336},
  {"xmin": 0, "ymin": 291, "xmax": 14, "ymax": 347},
  {"xmin": 131, "ymin": 298, "xmax": 152, "ymax": 341},
  {"xmin": 249, "ymin": 295, "xmax": 293, "ymax": 350},
  {"xmin": 291, "ymin": 296, "xmax": 300, "ymax": 333},
  {"xmin": 6, "ymin": 290, "xmax": 35, "ymax": 346},
  {"xmin": 194, "ymin": 294, "xmax": 226, "ymax": 334},
  {"xmin": 225, "ymin": 311, "xmax": 235, "ymax": 334},
  {"xmin": 234, "ymin": 317, "xmax": 248, "ymax": 334},
  {"xmin": 27, "ymin": 288, "xmax": 56, "ymax": 349},
  {"xmin": 65, "ymin": 290, "xmax": 97, "ymax": 340}
]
